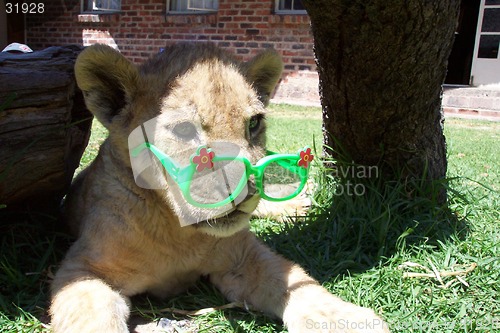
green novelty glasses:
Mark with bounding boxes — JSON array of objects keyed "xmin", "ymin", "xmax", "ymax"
[{"xmin": 131, "ymin": 143, "xmax": 314, "ymax": 209}]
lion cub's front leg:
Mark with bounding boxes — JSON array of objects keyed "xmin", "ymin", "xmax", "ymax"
[
  {"xmin": 208, "ymin": 231, "xmax": 390, "ymax": 333},
  {"xmin": 50, "ymin": 260, "xmax": 130, "ymax": 333}
]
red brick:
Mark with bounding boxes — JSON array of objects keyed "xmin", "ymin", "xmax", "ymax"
[
  {"xmin": 25, "ymin": 0, "xmax": 317, "ymax": 75},
  {"xmin": 248, "ymin": 16, "xmax": 262, "ymax": 22}
]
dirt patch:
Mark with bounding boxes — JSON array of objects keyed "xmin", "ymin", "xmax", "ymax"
[
  {"xmin": 130, "ymin": 317, "xmax": 198, "ymax": 333},
  {"xmin": 445, "ymin": 119, "xmax": 500, "ymax": 131},
  {"xmin": 267, "ymin": 110, "xmax": 322, "ymax": 120}
]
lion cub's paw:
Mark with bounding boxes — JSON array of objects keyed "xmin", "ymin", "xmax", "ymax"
[
  {"xmin": 297, "ymin": 305, "xmax": 389, "ymax": 332},
  {"xmin": 254, "ymin": 195, "xmax": 311, "ymax": 221},
  {"xmin": 50, "ymin": 278, "xmax": 130, "ymax": 333},
  {"xmin": 289, "ymin": 303, "xmax": 389, "ymax": 333},
  {"xmin": 285, "ymin": 290, "xmax": 390, "ymax": 333}
]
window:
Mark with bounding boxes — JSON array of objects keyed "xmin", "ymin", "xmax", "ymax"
[
  {"xmin": 167, "ymin": 0, "xmax": 218, "ymax": 14},
  {"xmin": 82, "ymin": 0, "xmax": 121, "ymax": 13},
  {"xmin": 275, "ymin": 0, "xmax": 306, "ymax": 14},
  {"xmin": 477, "ymin": 3, "xmax": 500, "ymax": 59},
  {"xmin": 478, "ymin": 35, "xmax": 499, "ymax": 58}
]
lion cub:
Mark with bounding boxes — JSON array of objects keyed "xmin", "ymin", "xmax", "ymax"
[{"xmin": 50, "ymin": 43, "xmax": 389, "ymax": 333}]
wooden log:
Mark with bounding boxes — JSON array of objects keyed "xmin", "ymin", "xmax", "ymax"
[{"xmin": 0, "ymin": 45, "xmax": 92, "ymax": 210}]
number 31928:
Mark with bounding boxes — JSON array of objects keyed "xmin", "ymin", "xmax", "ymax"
[{"xmin": 6, "ymin": 2, "xmax": 45, "ymax": 14}]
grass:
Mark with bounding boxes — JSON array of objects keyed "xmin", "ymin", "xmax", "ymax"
[
  {"xmin": 0, "ymin": 105, "xmax": 499, "ymax": 332},
  {"xmin": 265, "ymin": 104, "xmax": 322, "ymax": 152}
]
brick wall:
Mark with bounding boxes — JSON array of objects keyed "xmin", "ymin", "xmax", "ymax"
[{"xmin": 27, "ymin": 0, "xmax": 316, "ymax": 75}]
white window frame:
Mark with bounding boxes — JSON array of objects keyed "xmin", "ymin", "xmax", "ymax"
[
  {"xmin": 81, "ymin": 0, "xmax": 121, "ymax": 13},
  {"xmin": 470, "ymin": 0, "xmax": 500, "ymax": 85},
  {"xmin": 274, "ymin": 0, "xmax": 307, "ymax": 15},
  {"xmin": 167, "ymin": 0, "xmax": 218, "ymax": 14}
]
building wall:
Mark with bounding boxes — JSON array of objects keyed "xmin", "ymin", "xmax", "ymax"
[
  {"xmin": 26, "ymin": 0, "xmax": 316, "ymax": 75},
  {"xmin": 0, "ymin": 1, "xmax": 7, "ymax": 49}
]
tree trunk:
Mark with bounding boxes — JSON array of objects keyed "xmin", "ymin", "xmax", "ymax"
[
  {"xmin": 302, "ymin": 0, "xmax": 460, "ymax": 200},
  {"xmin": 0, "ymin": 45, "xmax": 92, "ymax": 210}
]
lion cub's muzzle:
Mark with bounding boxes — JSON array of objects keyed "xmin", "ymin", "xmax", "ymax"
[{"xmin": 192, "ymin": 183, "xmax": 260, "ymax": 237}]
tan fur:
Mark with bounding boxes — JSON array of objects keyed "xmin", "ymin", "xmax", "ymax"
[{"xmin": 50, "ymin": 43, "xmax": 390, "ymax": 333}]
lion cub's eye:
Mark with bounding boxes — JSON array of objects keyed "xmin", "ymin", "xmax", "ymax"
[
  {"xmin": 173, "ymin": 121, "xmax": 197, "ymax": 141},
  {"xmin": 249, "ymin": 114, "xmax": 264, "ymax": 137}
]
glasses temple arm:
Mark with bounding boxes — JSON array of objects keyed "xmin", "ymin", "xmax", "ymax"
[
  {"xmin": 266, "ymin": 150, "xmax": 310, "ymax": 170},
  {"xmin": 130, "ymin": 142, "xmax": 149, "ymax": 157}
]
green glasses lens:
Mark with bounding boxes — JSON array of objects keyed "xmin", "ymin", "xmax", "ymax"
[{"xmin": 262, "ymin": 159, "xmax": 304, "ymax": 199}]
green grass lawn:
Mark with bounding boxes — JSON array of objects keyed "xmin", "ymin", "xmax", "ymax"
[{"xmin": 0, "ymin": 105, "xmax": 498, "ymax": 332}]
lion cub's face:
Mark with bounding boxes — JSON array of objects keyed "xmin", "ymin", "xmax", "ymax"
[{"xmin": 75, "ymin": 43, "xmax": 283, "ymax": 237}]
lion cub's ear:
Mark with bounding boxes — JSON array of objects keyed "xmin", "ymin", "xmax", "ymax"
[
  {"xmin": 243, "ymin": 49, "xmax": 283, "ymax": 106},
  {"xmin": 75, "ymin": 44, "xmax": 140, "ymax": 128}
]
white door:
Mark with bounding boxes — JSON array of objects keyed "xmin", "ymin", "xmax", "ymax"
[{"xmin": 471, "ymin": 0, "xmax": 500, "ymax": 85}]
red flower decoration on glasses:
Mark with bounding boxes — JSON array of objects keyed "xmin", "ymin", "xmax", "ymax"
[
  {"xmin": 298, "ymin": 147, "xmax": 314, "ymax": 168},
  {"xmin": 192, "ymin": 147, "xmax": 215, "ymax": 172}
]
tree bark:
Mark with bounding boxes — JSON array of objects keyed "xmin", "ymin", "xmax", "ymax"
[
  {"xmin": 0, "ymin": 45, "xmax": 92, "ymax": 210},
  {"xmin": 302, "ymin": 0, "xmax": 459, "ymax": 197}
]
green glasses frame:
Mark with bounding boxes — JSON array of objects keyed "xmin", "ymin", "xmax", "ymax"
[{"xmin": 131, "ymin": 143, "xmax": 314, "ymax": 209}]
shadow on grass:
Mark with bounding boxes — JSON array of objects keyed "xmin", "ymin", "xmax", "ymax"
[
  {"xmin": 128, "ymin": 278, "xmax": 285, "ymax": 332},
  {"xmin": 0, "ymin": 208, "xmax": 73, "ymax": 329},
  {"xmin": 255, "ymin": 165, "xmax": 471, "ymax": 284}
]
